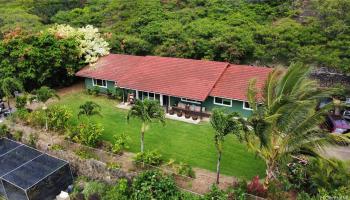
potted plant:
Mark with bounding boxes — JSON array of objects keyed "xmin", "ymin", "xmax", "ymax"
[
  {"xmin": 192, "ymin": 115, "xmax": 198, "ymax": 120},
  {"xmin": 185, "ymin": 113, "xmax": 191, "ymax": 119},
  {"xmin": 177, "ymin": 111, "xmax": 183, "ymax": 117},
  {"xmin": 169, "ymin": 109, "xmax": 175, "ymax": 115}
]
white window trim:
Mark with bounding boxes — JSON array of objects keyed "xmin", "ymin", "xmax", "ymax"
[
  {"xmin": 243, "ymin": 101, "xmax": 253, "ymax": 110},
  {"xmin": 181, "ymin": 98, "xmax": 201, "ymax": 104},
  {"xmin": 213, "ymin": 97, "xmax": 232, "ymax": 107},
  {"xmin": 92, "ymin": 78, "xmax": 107, "ymax": 88},
  {"xmin": 141, "ymin": 91, "xmax": 156, "ymax": 101}
]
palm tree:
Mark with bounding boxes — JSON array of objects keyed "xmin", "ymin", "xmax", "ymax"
[
  {"xmin": 0, "ymin": 78, "xmax": 23, "ymax": 110},
  {"xmin": 78, "ymin": 101, "xmax": 102, "ymax": 118},
  {"xmin": 210, "ymin": 109, "xmax": 242, "ymax": 184},
  {"xmin": 127, "ymin": 99, "xmax": 165, "ymax": 152},
  {"xmin": 242, "ymin": 63, "xmax": 350, "ymax": 186},
  {"xmin": 32, "ymin": 86, "xmax": 59, "ymax": 131}
]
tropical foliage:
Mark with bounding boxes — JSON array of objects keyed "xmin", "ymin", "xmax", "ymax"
[
  {"xmin": 210, "ymin": 109, "xmax": 242, "ymax": 184},
  {"xmin": 0, "ymin": 77, "xmax": 23, "ymax": 109},
  {"xmin": 32, "ymin": 86, "xmax": 59, "ymax": 130},
  {"xmin": 1, "ymin": 0, "xmax": 349, "ymax": 75},
  {"xmin": 243, "ymin": 63, "xmax": 350, "ymax": 185},
  {"xmin": 127, "ymin": 99, "xmax": 165, "ymax": 152},
  {"xmin": 78, "ymin": 101, "xmax": 102, "ymax": 118}
]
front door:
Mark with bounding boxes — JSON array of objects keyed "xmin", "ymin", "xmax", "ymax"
[{"xmin": 163, "ymin": 95, "xmax": 169, "ymax": 112}]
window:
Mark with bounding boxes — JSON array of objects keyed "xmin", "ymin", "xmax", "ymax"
[
  {"xmin": 214, "ymin": 97, "xmax": 232, "ymax": 107},
  {"xmin": 140, "ymin": 91, "xmax": 156, "ymax": 100},
  {"xmin": 243, "ymin": 102, "xmax": 253, "ymax": 110},
  {"xmin": 92, "ymin": 79, "xmax": 107, "ymax": 88},
  {"xmin": 181, "ymin": 98, "xmax": 201, "ymax": 104}
]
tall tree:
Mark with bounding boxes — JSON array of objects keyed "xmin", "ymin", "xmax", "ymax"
[
  {"xmin": 243, "ymin": 63, "xmax": 350, "ymax": 186},
  {"xmin": 32, "ymin": 86, "xmax": 59, "ymax": 131},
  {"xmin": 127, "ymin": 99, "xmax": 165, "ymax": 152},
  {"xmin": 0, "ymin": 77, "xmax": 23, "ymax": 109},
  {"xmin": 78, "ymin": 101, "xmax": 102, "ymax": 118},
  {"xmin": 210, "ymin": 109, "xmax": 242, "ymax": 184}
]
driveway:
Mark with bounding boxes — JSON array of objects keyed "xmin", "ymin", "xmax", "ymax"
[{"xmin": 322, "ymin": 146, "xmax": 350, "ymax": 161}]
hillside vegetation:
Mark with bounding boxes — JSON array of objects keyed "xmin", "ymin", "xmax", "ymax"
[{"xmin": 0, "ymin": 0, "xmax": 349, "ymax": 82}]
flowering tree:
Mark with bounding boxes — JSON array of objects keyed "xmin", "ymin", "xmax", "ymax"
[{"xmin": 48, "ymin": 24, "xmax": 110, "ymax": 63}]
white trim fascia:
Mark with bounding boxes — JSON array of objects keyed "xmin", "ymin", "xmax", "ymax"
[{"xmin": 180, "ymin": 98, "xmax": 201, "ymax": 105}]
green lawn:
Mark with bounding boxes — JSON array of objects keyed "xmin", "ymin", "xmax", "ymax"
[{"xmin": 53, "ymin": 92, "xmax": 265, "ymax": 179}]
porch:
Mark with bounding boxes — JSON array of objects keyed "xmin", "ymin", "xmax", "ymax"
[{"xmin": 119, "ymin": 89, "xmax": 211, "ymax": 123}]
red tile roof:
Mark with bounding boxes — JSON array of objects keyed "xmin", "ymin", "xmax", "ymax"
[
  {"xmin": 76, "ymin": 54, "xmax": 272, "ymax": 102},
  {"xmin": 117, "ymin": 56, "xmax": 228, "ymax": 101},
  {"xmin": 75, "ymin": 54, "xmax": 143, "ymax": 81},
  {"xmin": 210, "ymin": 65, "xmax": 272, "ymax": 101}
]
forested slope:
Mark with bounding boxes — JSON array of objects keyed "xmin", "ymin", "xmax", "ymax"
[{"xmin": 0, "ymin": 0, "xmax": 349, "ymax": 77}]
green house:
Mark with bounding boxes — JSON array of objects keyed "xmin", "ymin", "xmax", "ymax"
[{"xmin": 76, "ymin": 54, "xmax": 272, "ymax": 118}]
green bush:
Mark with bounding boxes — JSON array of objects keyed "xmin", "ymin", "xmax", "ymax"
[
  {"xmin": 82, "ymin": 181, "xmax": 107, "ymax": 200},
  {"xmin": 28, "ymin": 133, "xmax": 38, "ymax": 147},
  {"xmin": 132, "ymin": 170, "xmax": 178, "ymax": 200},
  {"xmin": 133, "ymin": 150, "xmax": 163, "ymax": 167},
  {"xmin": 13, "ymin": 130, "xmax": 23, "ymax": 141},
  {"xmin": 112, "ymin": 133, "xmax": 130, "ymax": 154},
  {"xmin": 177, "ymin": 162, "xmax": 196, "ymax": 178},
  {"xmin": 91, "ymin": 86, "xmax": 100, "ymax": 96},
  {"xmin": 12, "ymin": 108, "xmax": 30, "ymax": 122},
  {"xmin": 102, "ymin": 179, "xmax": 130, "ymax": 200},
  {"xmin": 74, "ymin": 149, "xmax": 97, "ymax": 160},
  {"xmin": 69, "ymin": 121, "xmax": 103, "ymax": 147},
  {"xmin": 47, "ymin": 105, "xmax": 72, "ymax": 132},
  {"xmin": 106, "ymin": 162, "xmax": 121, "ymax": 170},
  {"xmin": 0, "ymin": 124, "xmax": 10, "ymax": 138},
  {"xmin": 15, "ymin": 95, "xmax": 27, "ymax": 109},
  {"xmin": 27, "ymin": 110, "xmax": 46, "ymax": 127},
  {"xmin": 203, "ymin": 185, "xmax": 228, "ymax": 200},
  {"xmin": 86, "ymin": 88, "xmax": 93, "ymax": 95},
  {"xmin": 50, "ymin": 144, "xmax": 65, "ymax": 151}
]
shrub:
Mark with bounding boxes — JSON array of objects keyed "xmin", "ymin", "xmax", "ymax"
[
  {"xmin": 13, "ymin": 130, "xmax": 23, "ymax": 141},
  {"xmin": 247, "ymin": 176, "xmax": 267, "ymax": 198},
  {"xmin": 203, "ymin": 185, "xmax": 228, "ymax": 200},
  {"xmin": 74, "ymin": 149, "xmax": 97, "ymax": 160},
  {"xmin": 86, "ymin": 88, "xmax": 93, "ymax": 95},
  {"xmin": 0, "ymin": 124, "xmax": 10, "ymax": 138},
  {"xmin": 82, "ymin": 181, "xmax": 107, "ymax": 200},
  {"xmin": 47, "ymin": 105, "xmax": 72, "ymax": 132},
  {"xmin": 50, "ymin": 144, "xmax": 65, "ymax": 151},
  {"xmin": 307, "ymin": 158, "xmax": 350, "ymax": 194},
  {"xmin": 106, "ymin": 89, "xmax": 118, "ymax": 99},
  {"xmin": 91, "ymin": 86, "xmax": 100, "ymax": 96},
  {"xmin": 177, "ymin": 162, "xmax": 196, "ymax": 178},
  {"xmin": 112, "ymin": 133, "xmax": 130, "ymax": 154},
  {"xmin": 103, "ymin": 179, "xmax": 129, "ymax": 200},
  {"xmin": 133, "ymin": 150, "xmax": 163, "ymax": 167},
  {"xmin": 69, "ymin": 121, "xmax": 103, "ymax": 147},
  {"xmin": 15, "ymin": 95, "xmax": 27, "ymax": 109},
  {"xmin": 28, "ymin": 133, "xmax": 38, "ymax": 147},
  {"xmin": 132, "ymin": 170, "xmax": 178, "ymax": 200},
  {"xmin": 106, "ymin": 162, "xmax": 121, "ymax": 170},
  {"xmin": 12, "ymin": 108, "xmax": 30, "ymax": 122},
  {"xmin": 27, "ymin": 110, "xmax": 46, "ymax": 127}
]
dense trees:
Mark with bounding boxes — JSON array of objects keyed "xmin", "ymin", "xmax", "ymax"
[
  {"xmin": 1, "ymin": 0, "xmax": 349, "ymax": 77},
  {"xmin": 48, "ymin": 0, "xmax": 350, "ymax": 73}
]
